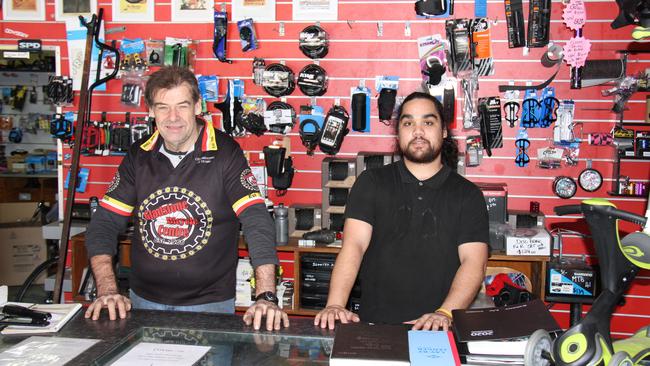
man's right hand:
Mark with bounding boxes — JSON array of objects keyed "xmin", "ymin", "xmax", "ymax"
[
  {"xmin": 314, "ymin": 305, "xmax": 360, "ymax": 329},
  {"xmin": 84, "ymin": 293, "xmax": 131, "ymax": 321}
]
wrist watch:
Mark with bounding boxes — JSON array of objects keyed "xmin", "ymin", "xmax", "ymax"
[{"xmin": 255, "ymin": 291, "xmax": 279, "ymax": 305}]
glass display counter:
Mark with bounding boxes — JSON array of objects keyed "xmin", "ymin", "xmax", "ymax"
[{"xmin": 93, "ymin": 326, "xmax": 333, "ymax": 365}]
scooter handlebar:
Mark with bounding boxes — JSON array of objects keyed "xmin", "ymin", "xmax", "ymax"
[
  {"xmin": 555, "ymin": 204, "xmax": 648, "ymax": 227},
  {"xmin": 554, "ymin": 205, "xmax": 582, "ymax": 216},
  {"xmin": 609, "ymin": 207, "xmax": 647, "ymax": 227}
]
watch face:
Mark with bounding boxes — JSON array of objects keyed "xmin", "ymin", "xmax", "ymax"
[
  {"xmin": 578, "ymin": 168, "xmax": 603, "ymax": 192},
  {"xmin": 554, "ymin": 176, "xmax": 577, "ymax": 199}
]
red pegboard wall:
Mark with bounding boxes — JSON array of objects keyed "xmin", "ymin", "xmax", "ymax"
[{"xmin": 2, "ymin": 0, "xmax": 649, "ymax": 335}]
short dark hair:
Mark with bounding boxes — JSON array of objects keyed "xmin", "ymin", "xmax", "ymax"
[
  {"xmin": 395, "ymin": 91, "xmax": 459, "ymax": 170},
  {"xmin": 144, "ymin": 66, "xmax": 200, "ymax": 107}
]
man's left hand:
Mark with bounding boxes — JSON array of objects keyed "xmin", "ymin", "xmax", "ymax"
[
  {"xmin": 243, "ymin": 300, "xmax": 290, "ymax": 331},
  {"xmin": 405, "ymin": 312, "xmax": 452, "ymax": 331}
]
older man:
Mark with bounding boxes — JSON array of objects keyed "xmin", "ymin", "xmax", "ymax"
[{"xmin": 85, "ymin": 66, "xmax": 288, "ymax": 331}]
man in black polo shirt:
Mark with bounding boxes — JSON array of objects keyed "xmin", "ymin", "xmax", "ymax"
[
  {"xmin": 314, "ymin": 92, "xmax": 489, "ymax": 330},
  {"xmin": 84, "ymin": 66, "xmax": 288, "ymax": 331}
]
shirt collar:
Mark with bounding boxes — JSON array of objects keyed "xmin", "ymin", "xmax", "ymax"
[
  {"xmin": 140, "ymin": 117, "xmax": 218, "ymax": 153},
  {"xmin": 397, "ymin": 158, "xmax": 451, "ymax": 189}
]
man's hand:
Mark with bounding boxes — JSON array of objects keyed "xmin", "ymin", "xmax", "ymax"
[
  {"xmin": 405, "ymin": 312, "xmax": 452, "ymax": 331},
  {"xmin": 243, "ymin": 300, "xmax": 289, "ymax": 331},
  {"xmin": 84, "ymin": 293, "xmax": 131, "ymax": 321},
  {"xmin": 314, "ymin": 305, "xmax": 360, "ymax": 330}
]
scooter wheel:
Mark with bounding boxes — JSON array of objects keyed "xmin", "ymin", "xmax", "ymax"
[
  {"xmin": 524, "ymin": 329, "xmax": 553, "ymax": 366},
  {"xmin": 609, "ymin": 351, "xmax": 633, "ymax": 366}
]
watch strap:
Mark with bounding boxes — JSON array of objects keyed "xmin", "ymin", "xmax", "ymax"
[{"xmin": 255, "ymin": 291, "xmax": 279, "ymax": 305}]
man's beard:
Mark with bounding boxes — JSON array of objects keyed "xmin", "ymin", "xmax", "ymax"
[{"xmin": 401, "ymin": 138, "xmax": 442, "ymax": 164}]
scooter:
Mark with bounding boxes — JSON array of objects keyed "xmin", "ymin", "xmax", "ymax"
[{"xmin": 524, "ymin": 198, "xmax": 650, "ymax": 366}]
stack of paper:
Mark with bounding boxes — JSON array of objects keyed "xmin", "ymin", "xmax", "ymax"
[{"xmin": 1, "ymin": 302, "xmax": 82, "ymax": 335}]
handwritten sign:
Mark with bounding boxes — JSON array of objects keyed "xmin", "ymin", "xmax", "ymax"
[
  {"xmin": 563, "ymin": 36, "xmax": 591, "ymax": 68},
  {"xmin": 562, "ymin": 0, "xmax": 587, "ymax": 31}
]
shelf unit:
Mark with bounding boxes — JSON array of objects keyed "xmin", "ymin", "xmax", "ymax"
[
  {"xmin": 69, "ymin": 234, "xmax": 548, "ymax": 316},
  {"xmin": 0, "ymin": 51, "xmax": 59, "ymax": 203}
]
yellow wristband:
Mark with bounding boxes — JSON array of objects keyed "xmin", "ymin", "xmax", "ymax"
[{"xmin": 435, "ymin": 308, "xmax": 453, "ymax": 319}]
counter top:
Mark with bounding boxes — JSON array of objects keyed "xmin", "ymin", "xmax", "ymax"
[{"xmin": 0, "ymin": 309, "xmax": 336, "ymax": 365}]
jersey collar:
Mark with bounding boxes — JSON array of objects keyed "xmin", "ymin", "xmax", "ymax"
[
  {"xmin": 397, "ymin": 159, "xmax": 450, "ymax": 189},
  {"xmin": 140, "ymin": 117, "xmax": 218, "ymax": 153}
]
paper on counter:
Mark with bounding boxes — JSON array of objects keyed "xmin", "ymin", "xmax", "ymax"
[
  {"xmin": 0, "ymin": 336, "xmax": 99, "ymax": 366},
  {"xmin": 109, "ymin": 342, "xmax": 211, "ymax": 366}
]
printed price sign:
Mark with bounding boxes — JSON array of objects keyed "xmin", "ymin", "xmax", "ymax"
[
  {"xmin": 563, "ymin": 36, "xmax": 591, "ymax": 68},
  {"xmin": 562, "ymin": 0, "xmax": 587, "ymax": 30}
]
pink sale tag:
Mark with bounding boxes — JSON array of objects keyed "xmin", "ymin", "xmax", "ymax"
[
  {"xmin": 563, "ymin": 36, "xmax": 591, "ymax": 68},
  {"xmin": 562, "ymin": 0, "xmax": 587, "ymax": 31}
]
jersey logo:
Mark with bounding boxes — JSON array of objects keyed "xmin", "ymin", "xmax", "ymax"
[
  {"xmin": 240, "ymin": 168, "xmax": 259, "ymax": 191},
  {"xmin": 138, "ymin": 186, "xmax": 213, "ymax": 261},
  {"xmin": 106, "ymin": 172, "xmax": 121, "ymax": 193}
]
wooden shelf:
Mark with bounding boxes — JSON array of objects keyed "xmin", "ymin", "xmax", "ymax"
[
  {"xmin": 608, "ymin": 191, "xmax": 647, "ymax": 198},
  {"xmin": 620, "ymin": 156, "xmax": 650, "ymax": 161},
  {"xmin": 0, "ymin": 172, "xmax": 57, "ymax": 178}
]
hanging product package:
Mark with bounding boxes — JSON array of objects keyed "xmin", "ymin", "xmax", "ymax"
[
  {"xmin": 319, "ymin": 105, "xmax": 350, "ymax": 155},
  {"xmin": 528, "ymin": 0, "xmax": 552, "ymax": 47},
  {"xmin": 262, "ymin": 63, "xmax": 295, "ymax": 97},
  {"xmin": 239, "ymin": 98, "xmax": 267, "ymax": 136},
  {"xmin": 145, "ymin": 39, "xmax": 165, "ymax": 66},
  {"xmin": 213, "ymin": 11, "xmax": 232, "ymax": 63},
  {"xmin": 299, "ymin": 105, "xmax": 326, "ymax": 155},
  {"xmin": 470, "ymin": 18, "xmax": 494, "ymax": 76},
  {"xmin": 237, "ymin": 18, "xmax": 258, "ymax": 52},
  {"xmin": 445, "ymin": 19, "xmax": 472, "ymax": 76},
  {"xmin": 417, "ymin": 34, "xmax": 448, "ymax": 87},
  {"xmin": 351, "ymin": 86, "xmax": 370, "ymax": 132},
  {"xmin": 375, "ymin": 76, "xmax": 399, "ymax": 124},
  {"xmin": 198, "ymin": 75, "xmax": 219, "ymax": 103},
  {"xmin": 297, "ymin": 64, "xmax": 328, "ymax": 96},
  {"xmin": 264, "ymin": 101, "xmax": 296, "ymax": 135},
  {"xmin": 120, "ymin": 72, "xmax": 144, "ymax": 108},
  {"xmin": 478, "ymin": 96, "xmax": 503, "ymax": 157},
  {"xmin": 504, "ymin": 0, "xmax": 526, "ymax": 48},
  {"xmin": 415, "ymin": 0, "xmax": 451, "ymax": 17},
  {"xmin": 299, "ymin": 25, "xmax": 329, "ymax": 59},
  {"xmin": 120, "ymin": 38, "xmax": 147, "ymax": 74}
]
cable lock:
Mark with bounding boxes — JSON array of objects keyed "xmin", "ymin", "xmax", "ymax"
[
  {"xmin": 264, "ymin": 101, "xmax": 296, "ymax": 135},
  {"xmin": 299, "ymin": 118, "xmax": 321, "ymax": 154},
  {"xmin": 297, "ymin": 64, "xmax": 328, "ymax": 96},
  {"xmin": 262, "ymin": 63, "xmax": 295, "ymax": 97},
  {"xmin": 299, "ymin": 25, "xmax": 329, "ymax": 59}
]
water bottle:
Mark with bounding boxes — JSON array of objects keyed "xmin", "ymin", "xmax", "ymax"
[{"xmin": 274, "ymin": 204, "xmax": 289, "ymax": 245}]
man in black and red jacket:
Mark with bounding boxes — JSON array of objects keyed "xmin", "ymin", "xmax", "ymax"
[{"xmin": 85, "ymin": 66, "xmax": 288, "ymax": 331}]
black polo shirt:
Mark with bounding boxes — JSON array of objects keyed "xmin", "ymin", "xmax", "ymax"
[{"xmin": 345, "ymin": 160, "xmax": 489, "ymax": 324}]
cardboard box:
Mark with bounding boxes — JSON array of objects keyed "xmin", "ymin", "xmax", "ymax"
[
  {"xmin": 0, "ymin": 202, "xmax": 40, "ymax": 223},
  {"xmin": 506, "ymin": 227, "xmax": 552, "ymax": 256},
  {"xmin": 0, "ymin": 225, "xmax": 47, "ymax": 286}
]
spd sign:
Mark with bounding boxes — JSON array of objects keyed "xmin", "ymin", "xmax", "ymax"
[{"xmin": 17, "ymin": 39, "xmax": 42, "ymax": 52}]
